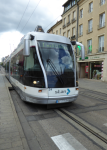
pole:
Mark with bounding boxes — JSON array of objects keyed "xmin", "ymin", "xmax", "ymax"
[{"xmin": 76, "ymin": 3, "xmax": 79, "ymax": 61}]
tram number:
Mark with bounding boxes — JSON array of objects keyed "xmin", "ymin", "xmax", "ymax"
[{"xmin": 49, "ymin": 88, "xmax": 52, "ymax": 91}]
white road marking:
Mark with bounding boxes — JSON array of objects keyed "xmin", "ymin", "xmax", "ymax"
[
  {"xmin": 103, "ymin": 123, "xmax": 107, "ymax": 127},
  {"xmin": 51, "ymin": 133, "xmax": 87, "ymax": 150}
]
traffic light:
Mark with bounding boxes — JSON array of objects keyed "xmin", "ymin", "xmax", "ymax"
[{"xmin": 77, "ymin": 45, "xmax": 81, "ymax": 50}]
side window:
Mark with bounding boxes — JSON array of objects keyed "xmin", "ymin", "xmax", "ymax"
[
  {"xmin": 24, "ymin": 47, "xmax": 41, "ymax": 71},
  {"xmin": 11, "ymin": 50, "xmax": 24, "ymax": 83},
  {"xmin": 7, "ymin": 62, "xmax": 9, "ymax": 74},
  {"xmin": 11, "ymin": 56, "xmax": 17, "ymax": 78},
  {"xmin": 23, "ymin": 47, "xmax": 45, "ymax": 88},
  {"xmin": 24, "ymin": 48, "xmax": 34, "ymax": 70}
]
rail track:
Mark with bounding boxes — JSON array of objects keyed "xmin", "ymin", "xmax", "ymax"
[
  {"xmin": 79, "ymin": 88, "xmax": 107, "ymax": 102},
  {"xmin": 55, "ymin": 108, "xmax": 107, "ymax": 149}
]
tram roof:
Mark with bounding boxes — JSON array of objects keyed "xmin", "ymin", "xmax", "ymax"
[
  {"xmin": 6, "ymin": 32, "xmax": 72, "ymax": 61},
  {"xmin": 27, "ymin": 31, "xmax": 71, "ymax": 45}
]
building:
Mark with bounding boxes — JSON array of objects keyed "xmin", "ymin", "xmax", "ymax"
[{"xmin": 47, "ymin": 0, "xmax": 107, "ymax": 81}]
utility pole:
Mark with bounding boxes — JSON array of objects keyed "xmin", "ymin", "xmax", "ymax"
[
  {"xmin": 76, "ymin": 1, "xmax": 79, "ymax": 61},
  {"xmin": 76, "ymin": 0, "xmax": 79, "ymax": 80}
]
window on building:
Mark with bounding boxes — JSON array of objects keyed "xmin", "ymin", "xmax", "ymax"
[
  {"xmin": 73, "ymin": 11, "xmax": 76, "ymax": 19},
  {"xmin": 67, "ymin": 30, "xmax": 70, "ymax": 39},
  {"xmin": 99, "ymin": 13, "xmax": 105, "ymax": 28},
  {"xmin": 88, "ymin": 19, "xmax": 93, "ymax": 32},
  {"xmin": 80, "ymin": 9, "xmax": 83, "ymax": 18},
  {"xmin": 100, "ymin": 0, "xmax": 105, "ymax": 5},
  {"xmin": 65, "ymin": 3, "xmax": 71, "ymax": 12},
  {"xmin": 63, "ymin": 32, "xmax": 66, "ymax": 37},
  {"xmin": 56, "ymin": 30, "xmax": 58, "ymax": 35},
  {"xmin": 60, "ymin": 28, "xmax": 61, "ymax": 34},
  {"xmin": 72, "ymin": 0, "xmax": 76, "ymax": 6},
  {"xmin": 87, "ymin": 39, "xmax": 92, "ymax": 54},
  {"xmin": 68, "ymin": 14, "xmax": 70, "ymax": 23},
  {"xmin": 79, "ymin": 24, "xmax": 83, "ymax": 36},
  {"xmin": 89, "ymin": 2, "xmax": 93, "ymax": 13},
  {"xmin": 72, "ymin": 27, "xmax": 75, "ymax": 36},
  {"xmin": 99, "ymin": 35, "xmax": 104, "ymax": 52}
]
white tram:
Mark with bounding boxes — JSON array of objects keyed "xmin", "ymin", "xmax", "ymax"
[{"xmin": 5, "ymin": 26, "xmax": 85, "ymax": 104}]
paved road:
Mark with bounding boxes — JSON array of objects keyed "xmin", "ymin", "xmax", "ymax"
[
  {"xmin": 1, "ymin": 67, "xmax": 107, "ymax": 150},
  {"xmin": 10, "ymin": 88, "xmax": 107, "ymax": 150}
]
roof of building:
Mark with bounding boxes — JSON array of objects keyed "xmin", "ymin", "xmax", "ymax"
[
  {"xmin": 62, "ymin": 0, "xmax": 70, "ymax": 7},
  {"xmin": 47, "ymin": 19, "xmax": 62, "ymax": 33}
]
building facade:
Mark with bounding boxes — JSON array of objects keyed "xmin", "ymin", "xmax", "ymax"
[{"xmin": 47, "ymin": 0, "xmax": 107, "ymax": 81}]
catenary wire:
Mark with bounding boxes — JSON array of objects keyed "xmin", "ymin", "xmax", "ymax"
[
  {"xmin": 21, "ymin": 0, "xmax": 42, "ymax": 33},
  {"xmin": 16, "ymin": 0, "xmax": 30, "ymax": 30},
  {"xmin": 44, "ymin": 15, "xmax": 61, "ymax": 31}
]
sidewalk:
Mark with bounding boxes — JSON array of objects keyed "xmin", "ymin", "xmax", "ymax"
[
  {"xmin": 0, "ymin": 74, "xmax": 29, "ymax": 150},
  {"xmin": 79, "ymin": 78, "xmax": 107, "ymax": 94}
]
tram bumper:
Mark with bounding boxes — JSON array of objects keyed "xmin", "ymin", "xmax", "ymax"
[
  {"xmin": 23, "ymin": 93, "xmax": 77, "ymax": 104},
  {"xmin": 47, "ymin": 95, "xmax": 78, "ymax": 104}
]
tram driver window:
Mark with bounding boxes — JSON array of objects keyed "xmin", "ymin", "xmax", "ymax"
[
  {"xmin": 24, "ymin": 47, "xmax": 34, "ymax": 70},
  {"xmin": 24, "ymin": 47, "xmax": 41, "ymax": 71}
]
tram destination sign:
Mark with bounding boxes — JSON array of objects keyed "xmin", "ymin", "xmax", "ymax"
[{"xmin": 39, "ymin": 41, "xmax": 69, "ymax": 51}]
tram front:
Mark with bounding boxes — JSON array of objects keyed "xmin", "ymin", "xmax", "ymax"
[
  {"xmin": 23, "ymin": 32, "xmax": 85, "ymax": 104},
  {"xmin": 38, "ymin": 40, "xmax": 77, "ymax": 104}
]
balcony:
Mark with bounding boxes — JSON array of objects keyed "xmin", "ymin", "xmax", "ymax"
[
  {"xmin": 96, "ymin": 47, "xmax": 104, "ymax": 53},
  {"xmin": 71, "ymin": 35, "xmax": 76, "ymax": 40},
  {"xmin": 72, "ymin": 18, "xmax": 76, "ymax": 23},
  {"xmin": 67, "ymin": 21, "xmax": 71, "ymax": 26},
  {"xmin": 98, "ymin": 22, "xmax": 106, "ymax": 29},
  {"xmin": 78, "ymin": 32, "xmax": 83, "ymax": 37},
  {"xmin": 87, "ymin": 28, "xmax": 93, "ymax": 34},
  {"xmin": 63, "ymin": 24, "xmax": 66, "ymax": 29}
]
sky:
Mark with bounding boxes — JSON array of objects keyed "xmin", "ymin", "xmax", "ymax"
[{"xmin": 0, "ymin": 0, "xmax": 67, "ymax": 61}]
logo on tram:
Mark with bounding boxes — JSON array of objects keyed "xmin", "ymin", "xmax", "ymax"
[{"xmin": 67, "ymin": 89, "xmax": 70, "ymax": 95}]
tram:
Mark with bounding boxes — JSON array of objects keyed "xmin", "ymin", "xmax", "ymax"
[{"xmin": 5, "ymin": 26, "xmax": 85, "ymax": 104}]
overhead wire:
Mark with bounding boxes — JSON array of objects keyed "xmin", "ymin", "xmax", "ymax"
[
  {"xmin": 16, "ymin": 0, "xmax": 30, "ymax": 30},
  {"xmin": 10, "ymin": 0, "xmax": 30, "ymax": 53},
  {"xmin": 44, "ymin": 15, "xmax": 61, "ymax": 31},
  {"xmin": 21, "ymin": 0, "xmax": 42, "ymax": 32}
]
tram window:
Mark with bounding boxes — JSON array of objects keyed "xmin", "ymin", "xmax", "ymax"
[
  {"xmin": 23, "ymin": 47, "xmax": 45, "ymax": 88},
  {"xmin": 10, "ymin": 50, "xmax": 24, "ymax": 83},
  {"xmin": 24, "ymin": 47, "xmax": 34, "ymax": 70},
  {"xmin": 24, "ymin": 47, "xmax": 41, "ymax": 71}
]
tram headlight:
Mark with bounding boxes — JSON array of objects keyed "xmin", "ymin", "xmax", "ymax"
[
  {"xmin": 33, "ymin": 81, "xmax": 37, "ymax": 84},
  {"xmin": 33, "ymin": 81, "xmax": 39, "ymax": 84}
]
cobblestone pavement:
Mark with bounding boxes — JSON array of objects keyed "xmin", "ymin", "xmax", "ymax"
[{"xmin": 0, "ymin": 74, "xmax": 30, "ymax": 150}]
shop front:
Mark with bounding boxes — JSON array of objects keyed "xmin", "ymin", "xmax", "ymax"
[
  {"xmin": 77, "ymin": 54, "xmax": 106, "ymax": 81},
  {"xmin": 90, "ymin": 61, "xmax": 102, "ymax": 80}
]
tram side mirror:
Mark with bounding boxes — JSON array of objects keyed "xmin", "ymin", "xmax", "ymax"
[
  {"xmin": 23, "ymin": 39, "xmax": 30, "ymax": 56},
  {"xmin": 23, "ymin": 34, "xmax": 34, "ymax": 56},
  {"xmin": 76, "ymin": 42, "xmax": 85, "ymax": 60},
  {"xmin": 71, "ymin": 41, "xmax": 85, "ymax": 60}
]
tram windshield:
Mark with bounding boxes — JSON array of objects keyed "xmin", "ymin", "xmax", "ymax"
[{"xmin": 38, "ymin": 41, "xmax": 75, "ymax": 88}]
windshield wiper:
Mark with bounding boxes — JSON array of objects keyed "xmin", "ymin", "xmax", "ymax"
[{"xmin": 47, "ymin": 59, "xmax": 64, "ymax": 85}]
